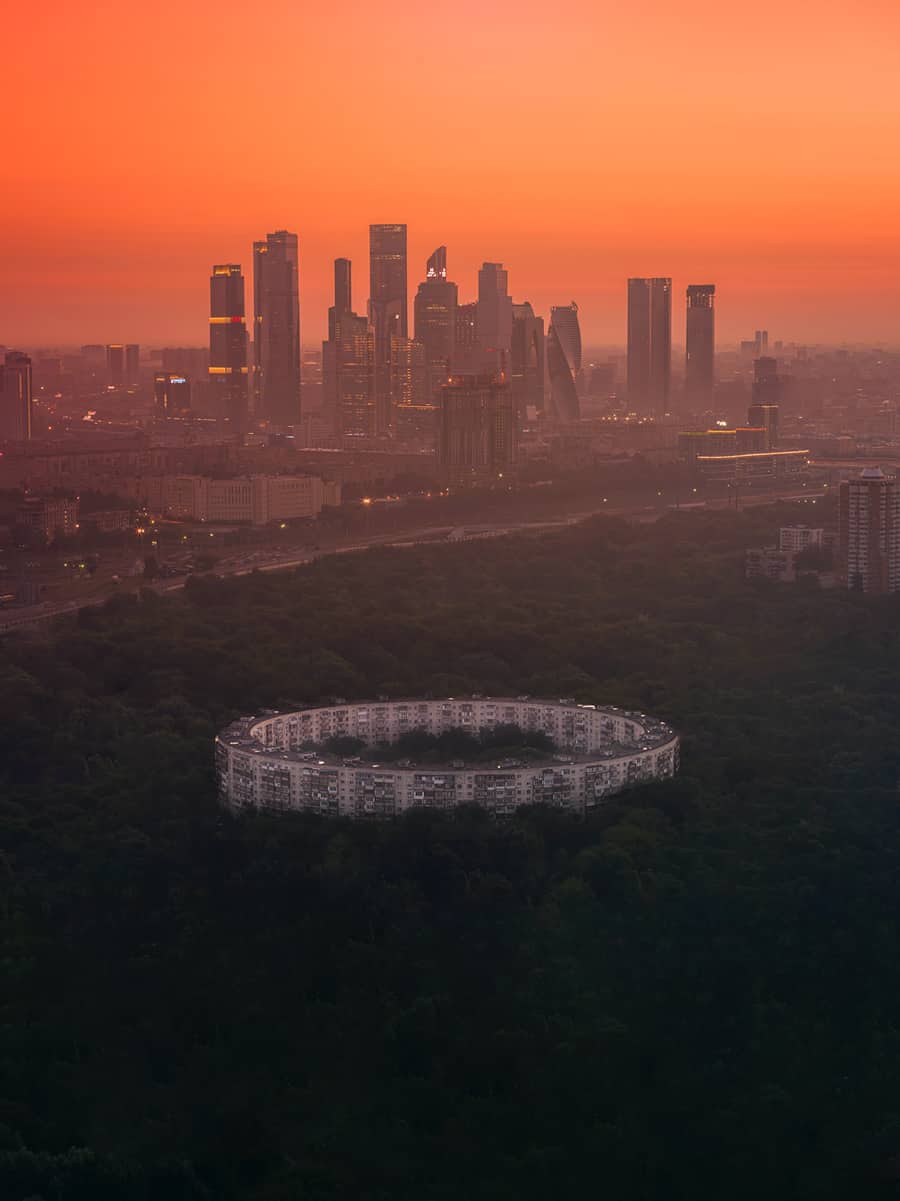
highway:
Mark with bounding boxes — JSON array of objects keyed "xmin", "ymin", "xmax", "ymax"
[{"xmin": 0, "ymin": 488, "xmax": 826, "ymax": 635}]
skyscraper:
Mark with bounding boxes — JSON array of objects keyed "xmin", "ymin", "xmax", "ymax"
[
  {"xmin": 510, "ymin": 302, "xmax": 545, "ymax": 419},
  {"xmin": 752, "ymin": 356, "xmax": 781, "ymax": 406},
  {"xmin": 476, "ymin": 262, "xmax": 513, "ymax": 375},
  {"xmin": 125, "ymin": 343, "xmax": 140, "ymax": 386},
  {"xmin": 839, "ymin": 467, "xmax": 900, "ymax": 593},
  {"xmin": 437, "ymin": 374, "xmax": 517, "ymax": 488},
  {"xmin": 209, "ymin": 264, "xmax": 249, "ymax": 429},
  {"xmin": 627, "ymin": 277, "xmax": 671, "ymax": 414},
  {"xmin": 0, "ymin": 351, "xmax": 33, "ymax": 441},
  {"xmin": 414, "ymin": 246, "xmax": 458, "ymax": 403},
  {"xmin": 369, "ymin": 224, "xmax": 407, "ymax": 435},
  {"xmin": 390, "ymin": 336, "xmax": 431, "ymax": 439},
  {"xmin": 154, "ymin": 372, "xmax": 191, "ymax": 415},
  {"xmin": 685, "ymin": 285, "xmax": 715, "ymax": 405},
  {"xmin": 321, "ymin": 259, "xmax": 376, "ymax": 438},
  {"xmin": 454, "ymin": 302, "xmax": 479, "ymax": 373},
  {"xmin": 547, "ymin": 302, "xmax": 581, "ymax": 422},
  {"xmin": 106, "ymin": 344, "xmax": 124, "ymax": 387},
  {"xmin": 253, "ymin": 230, "xmax": 301, "ymax": 426}
]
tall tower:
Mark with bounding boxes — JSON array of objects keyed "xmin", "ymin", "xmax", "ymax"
[
  {"xmin": 209, "ymin": 264, "xmax": 249, "ymax": 429},
  {"xmin": 685, "ymin": 285, "xmax": 715, "ymax": 405},
  {"xmin": 510, "ymin": 302, "xmax": 545, "ymax": 419},
  {"xmin": 253, "ymin": 230, "xmax": 301, "ymax": 426},
  {"xmin": 414, "ymin": 246, "xmax": 458, "ymax": 403},
  {"xmin": 547, "ymin": 302, "xmax": 581, "ymax": 422},
  {"xmin": 369, "ymin": 223, "xmax": 407, "ymax": 435},
  {"xmin": 125, "ymin": 343, "xmax": 140, "ymax": 386},
  {"xmin": 106, "ymin": 344, "xmax": 124, "ymax": 387},
  {"xmin": 627, "ymin": 277, "xmax": 671, "ymax": 414},
  {"xmin": 477, "ymin": 262, "xmax": 513, "ymax": 375},
  {"xmin": 839, "ymin": 468, "xmax": 900, "ymax": 593},
  {"xmin": 0, "ymin": 351, "xmax": 33, "ymax": 441}
]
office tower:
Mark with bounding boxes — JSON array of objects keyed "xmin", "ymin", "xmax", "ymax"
[
  {"xmin": 454, "ymin": 301, "xmax": 479, "ymax": 373},
  {"xmin": 106, "ymin": 343, "xmax": 124, "ymax": 387},
  {"xmin": 746, "ymin": 401, "xmax": 779, "ymax": 448},
  {"xmin": 0, "ymin": 351, "xmax": 33, "ymax": 441},
  {"xmin": 414, "ymin": 246, "xmax": 458, "ymax": 403},
  {"xmin": 125, "ymin": 343, "xmax": 140, "ymax": 386},
  {"xmin": 209, "ymin": 264, "xmax": 249, "ymax": 429},
  {"xmin": 253, "ymin": 229, "xmax": 301, "ymax": 426},
  {"xmin": 476, "ymin": 262, "xmax": 513, "ymax": 374},
  {"xmin": 437, "ymin": 373, "xmax": 516, "ymax": 488},
  {"xmin": 369, "ymin": 223, "xmax": 407, "ymax": 434},
  {"xmin": 627, "ymin": 277, "xmax": 671, "ymax": 414},
  {"xmin": 839, "ymin": 467, "xmax": 900, "ymax": 593},
  {"xmin": 685, "ymin": 285, "xmax": 715, "ymax": 404},
  {"xmin": 331, "ymin": 257, "xmax": 352, "ymax": 334},
  {"xmin": 547, "ymin": 302, "xmax": 582, "ymax": 422},
  {"xmin": 756, "ymin": 329, "xmax": 769, "ymax": 353},
  {"xmin": 390, "ymin": 336, "xmax": 431, "ymax": 439},
  {"xmin": 334, "ymin": 314, "xmax": 376, "ymax": 437},
  {"xmin": 321, "ymin": 257, "xmax": 377, "ymax": 436},
  {"xmin": 752, "ymin": 356, "xmax": 781, "ymax": 406},
  {"xmin": 510, "ymin": 302, "xmax": 545, "ymax": 418},
  {"xmin": 154, "ymin": 372, "xmax": 191, "ymax": 415}
]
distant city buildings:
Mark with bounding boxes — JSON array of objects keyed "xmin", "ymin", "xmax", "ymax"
[
  {"xmin": 128, "ymin": 473, "xmax": 339, "ymax": 525},
  {"xmin": 437, "ymin": 373, "xmax": 516, "ymax": 488},
  {"xmin": 685, "ymin": 285, "xmax": 715, "ymax": 405},
  {"xmin": 0, "ymin": 351, "xmax": 33, "ymax": 441},
  {"xmin": 547, "ymin": 303, "xmax": 581, "ymax": 422},
  {"xmin": 839, "ymin": 467, "xmax": 900, "ymax": 593},
  {"xmin": 253, "ymin": 230, "xmax": 301, "ymax": 426},
  {"xmin": 208, "ymin": 264, "xmax": 249, "ymax": 430},
  {"xmin": 322, "ymin": 257, "xmax": 376, "ymax": 437},
  {"xmin": 627, "ymin": 277, "xmax": 671, "ymax": 414}
]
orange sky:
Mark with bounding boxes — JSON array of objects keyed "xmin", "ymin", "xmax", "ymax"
[{"xmin": 2, "ymin": 0, "xmax": 899, "ymax": 347}]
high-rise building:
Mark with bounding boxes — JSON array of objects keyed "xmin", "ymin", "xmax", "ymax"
[
  {"xmin": 369, "ymin": 224, "xmax": 407, "ymax": 435},
  {"xmin": 154, "ymin": 372, "xmax": 191, "ymax": 415},
  {"xmin": 437, "ymin": 374, "xmax": 517, "ymax": 488},
  {"xmin": 253, "ymin": 230, "xmax": 301, "ymax": 426},
  {"xmin": 321, "ymin": 257, "xmax": 376, "ymax": 437},
  {"xmin": 0, "ymin": 351, "xmax": 33, "ymax": 441},
  {"xmin": 510, "ymin": 302, "xmax": 545, "ymax": 419},
  {"xmin": 627, "ymin": 277, "xmax": 671, "ymax": 414},
  {"xmin": 752, "ymin": 356, "xmax": 781, "ymax": 406},
  {"xmin": 477, "ymin": 262, "xmax": 513, "ymax": 375},
  {"xmin": 106, "ymin": 344, "xmax": 125, "ymax": 387},
  {"xmin": 839, "ymin": 467, "xmax": 900, "ymax": 593},
  {"xmin": 209, "ymin": 264, "xmax": 249, "ymax": 429},
  {"xmin": 547, "ymin": 303, "xmax": 581, "ymax": 422},
  {"xmin": 334, "ymin": 314, "xmax": 375, "ymax": 438},
  {"xmin": 685, "ymin": 285, "xmax": 715, "ymax": 405},
  {"xmin": 454, "ymin": 302, "xmax": 479, "ymax": 373},
  {"xmin": 125, "ymin": 343, "xmax": 140, "ymax": 386},
  {"xmin": 414, "ymin": 246, "xmax": 458, "ymax": 403},
  {"xmin": 390, "ymin": 336, "xmax": 431, "ymax": 440}
]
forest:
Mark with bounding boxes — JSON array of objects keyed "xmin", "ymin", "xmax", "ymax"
[{"xmin": 4, "ymin": 499, "xmax": 900, "ymax": 1199}]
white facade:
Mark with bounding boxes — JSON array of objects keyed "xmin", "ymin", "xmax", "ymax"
[
  {"xmin": 216, "ymin": 697, "xmax": 679, "ymax": 819},
  {"xmin": 779, "ymin": 526, "xmax": 824, "ymax": 553},
  {"xmin": 154, "ymin": 474, "xmax": 339, "ymax": 525}
]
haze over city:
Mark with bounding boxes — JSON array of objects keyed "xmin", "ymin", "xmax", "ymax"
[{"xmin": 3, "ymin": 0, "xmax": 899, "ymax": 345}]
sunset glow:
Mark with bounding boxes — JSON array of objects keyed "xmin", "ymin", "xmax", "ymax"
[{"xmin": 3, "ymin": 0, "xmax": 899, "ymax": 344}]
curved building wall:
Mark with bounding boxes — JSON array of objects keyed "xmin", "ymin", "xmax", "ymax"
[{"xmin": 216, "ymin": 697, "xmax": 678, "ymax": 818}]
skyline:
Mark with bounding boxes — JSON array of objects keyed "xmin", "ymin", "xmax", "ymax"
[{"xmin": 2, "ymin": 0, "xmax": 899, "ymax": 346}]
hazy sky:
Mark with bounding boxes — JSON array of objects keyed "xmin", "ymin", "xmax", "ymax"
[{"xmin": 2, "ymin": 0, "xmax": 899, "ymax": 347}]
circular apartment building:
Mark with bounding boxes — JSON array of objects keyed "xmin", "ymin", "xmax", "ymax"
[{"xmin": 216, "ymin": 697, "xmax": 679, "ymax": 818}]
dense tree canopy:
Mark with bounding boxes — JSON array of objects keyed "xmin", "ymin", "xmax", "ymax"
[{"xmin": 3, "ymin": 501, "xmax": 900, "ymax": 1199}]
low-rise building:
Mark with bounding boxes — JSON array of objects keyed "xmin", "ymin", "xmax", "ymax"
[
  {"xmin": 745, "ymin": 546, "xmax": 796, "ymax": 582},
  {"xmin": 115, "ymin": 473, "xmax": 340, "ymax": 525},
  {"xmin": 15, "ymin": 494, "xmax": 79, "ymax": 543},
  {"xmin": 779, "ymin": 525, "xmax": 825, "ymax": 552}
]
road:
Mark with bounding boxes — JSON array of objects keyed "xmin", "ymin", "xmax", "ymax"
[{"xmin": 0, "ymin": 488, "xmax": 826, "ymax": 634}]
